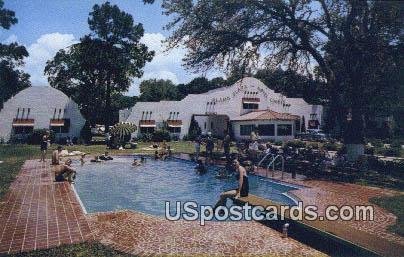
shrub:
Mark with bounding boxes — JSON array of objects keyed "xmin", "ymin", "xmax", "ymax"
[
  {"xmin": 187, "ymin": 115, "xmax": 201, "ymax": 140},
  {"xmin": 152, "ymin": 129, "xmax": 171, "ymax": 142},
  {"xmin": 306, "ymin": 142, "xmax": 319, "ymax": 149},
  {"xmin": 323, "ymin": 142, "xmax": 339, "ymax": 151},
  {"xmin": 139, "ymin": 133, "xmax": 153, "ymax": 142},
  {"xmin": 364, "ymin": 145, "xmax": 375, "ymax": 155},
  {"xmin": 370, "ymin": 139, "xmax": 383, "ymax": 148},
  {"xmin": 27, "ymin": 129, "xmax": 55, "ymax": 145},
  {"xmin": 379, "ymin": 147, "xmax": 401, "ymax": 157},
  {"xmin": 285, "ymin": 140, "xmax": 306, "ymax": 148}
]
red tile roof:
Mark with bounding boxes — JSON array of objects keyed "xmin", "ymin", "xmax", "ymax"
[{"xmin": 231, "ymin": 110, "xmax": 299, "ymax": 121}]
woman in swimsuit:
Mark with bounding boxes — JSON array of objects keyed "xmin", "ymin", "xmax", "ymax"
[{"xmin": 214, "ymin": 159, "xmax": 249, "ymax": 210}]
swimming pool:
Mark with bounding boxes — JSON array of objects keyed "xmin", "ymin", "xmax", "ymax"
[{"xmin": 74, "ymin": 156, "xmax": 302, "ymax": 216}]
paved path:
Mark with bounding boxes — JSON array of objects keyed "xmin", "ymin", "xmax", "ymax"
[
  {"xmin": 87, "ymin": 210, "xmax": 326, "ymax": 257},
  {"xmin": 0, "ymin": 160, "xmax": 92, "ymax": 254}
]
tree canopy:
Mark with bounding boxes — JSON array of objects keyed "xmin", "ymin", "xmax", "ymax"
[
  {"xmin": 145, "ymin": 0, "xmax": 403, "ymax": 142},
  {"xmin": 139, "ymin": 79, "xmax": 179, "ymax": 101},
  {"xmin": 0, "ymin": 0, "xmax": 30, "ymax": 109},
  {"xmin": 45, "ymin": 2, "xmax": 154, "ymax": 128}
]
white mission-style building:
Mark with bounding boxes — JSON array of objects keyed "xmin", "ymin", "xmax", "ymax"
[
  {"xmin": 120, "ymin": 77, "xmax": 323, "ymax": 141},
  {"xmin": 0, "ymin": 86, "xmax": 86, "ymax": 142}
]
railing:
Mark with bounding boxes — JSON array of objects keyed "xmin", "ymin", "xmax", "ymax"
[
  {"xmin": 266, "ymin": 154, "xmax": 285, "ymax": 179},
  {"xmin": 257, "ymin": 153, "xmax": 285, "ymax": 179}
]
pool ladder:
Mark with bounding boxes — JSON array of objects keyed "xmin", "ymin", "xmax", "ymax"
[{"xmin": 257, "ymin": 153, "xmax": 285, "ymax": 179}]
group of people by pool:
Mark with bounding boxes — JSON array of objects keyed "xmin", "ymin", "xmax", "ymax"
[
  {"xmin": 153, "ymin": 140, "xmax": 172, "ymax": 160},
  {"xmin": 51, "ymin": 146, "xmax": 77, "ymax": 183}
]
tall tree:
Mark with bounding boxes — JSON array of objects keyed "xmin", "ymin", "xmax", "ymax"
[
  {"xmin": 139, "ymin": 79, "xmax": 179, "ymax": 101},
  {"xmin": 45, "ymin": 2, "xmax": 154, "ymax": 130},
  {"xmin": 146, "ymin": 0, "xmax": 403, "ymax": 159},
  {"xmin": 177, "ymin": 77, "xmax": 224, "ymax": 98},
  {"xmin": 0, "ymin": 0, "xmax": 30, "ymax": 109}
]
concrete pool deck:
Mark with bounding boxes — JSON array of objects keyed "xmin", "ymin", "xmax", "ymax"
[{"xmin": 0, "ymin": 158, "xmax": 403, "ymax": 256}]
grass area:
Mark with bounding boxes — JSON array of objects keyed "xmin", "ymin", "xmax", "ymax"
[
  {"xmin": 370, "ymin": 194, "xmax": 404, "ymax": 237},
  {"xmin": 0, "ymin": 144, "xmax": 42, "ymax": 198},
  {"xmin": 7, "ymin": 242, "xmax": 134, "ymax": 257}
]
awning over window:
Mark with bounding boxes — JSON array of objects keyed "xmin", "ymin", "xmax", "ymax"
[
  {"xmin": 242, "ymin": 97, "xmax": 260, "ymax": 104},
  {"xmin": 50, "ymin": 119, "xmax": 65, "ymax": 127},
  {"xmin": 167, "ymin": 120, "xmax": 182, "ymax": 127},
  {"xmin": 139, "ymin": 120, "xmax": 156, "ymax": 127},
  {"xmin": 12, "ymin": 119, "xmax": 34, "ymax": 127}
]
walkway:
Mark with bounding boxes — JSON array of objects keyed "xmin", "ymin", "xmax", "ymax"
[{"xmin": 0, "ymin": 160, "xmax": 92, "ymax": 254}]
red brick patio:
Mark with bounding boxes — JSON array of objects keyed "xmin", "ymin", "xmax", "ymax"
[{"xmin": 0, "ymin": 160, "xmax": 92, "ymax": 254}]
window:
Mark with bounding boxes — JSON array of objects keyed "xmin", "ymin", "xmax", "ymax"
[
  {"xmin": 13, "ymin": 126, "xmax": 33, "ymax": 134},
  {"xmin": 211, "ymin": 121, "xmax": 214, "ymax": 130},
  {"xmin": 257, "ymin": 124, "xmax": 275, "ymax": 136},
  {"xmin": 240, "ymin": 124, "xmax": 255, "ymax": 136},
  {"xmin": 204, "ymin": 122, "xmax": 206, "ymax": 129},
  {"xmin": 243, "ymin": 103, "xmax": 259, "ymax": 109},
  {"xmin": 277, "ymin": 124, "xmax": 292, "ymax": 136},
  {"xmin": 168, "ymin": 126, "xmax": 181, "ymax": 133},
  {"xmin": 140, "ymin": 127, "xmax": 154, "ymax": 134}
]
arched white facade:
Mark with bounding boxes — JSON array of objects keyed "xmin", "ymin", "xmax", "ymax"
[
  {"xmin": 0, "ymin": 86, "xmax": 86, "ymax": 142},
  {"xmin": 121, "ymin": 77, "xmax": 323, "ymax": 141}
]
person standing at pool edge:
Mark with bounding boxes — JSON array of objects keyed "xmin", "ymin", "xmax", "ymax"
[
  {"xmin": 206, "ymin": 133, "xmax": 214, "ymax": 164},
  {"xmin": 223, "ymin": 130, "xmax": 231, "ymax": 161},
  {"xmin": 214, "ymin": 159, "xmax": 249, "ymax": 210},
  {"xmin": 194, "ymin": 136, "xmax": 201, "ymax": 161},
  {"xmin": 39, "ymin": 132, "xmax": 50, "ymax": 162}
]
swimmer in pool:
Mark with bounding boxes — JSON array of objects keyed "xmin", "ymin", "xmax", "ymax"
[
  {"xmin": 80, "ymin": 154, "xmax": 86, "ymax": 165},
  {"xmin": 195, "ymin": 159, "xmax": 207, "ymax": 174},
  {"xmin": 132, "ymin": 158, "xmax": 142, "ymax": 166}
]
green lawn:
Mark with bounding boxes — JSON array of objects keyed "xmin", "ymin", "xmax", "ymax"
[
  {"xmin": 0, "ymin": 144, "xmax": 42, "ymax": 198},
  {"xmin": 370, "ymin": 194, "xmax": 404, "ymax": 237},
  {"xmin": 7, "ymin": 242, "xmax": 134, "ymax": 257}
]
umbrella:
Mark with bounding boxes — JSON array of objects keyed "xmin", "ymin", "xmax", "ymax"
[{"xmin": 110, "ymin": 122, "xmax": 137, "ymax": 141}]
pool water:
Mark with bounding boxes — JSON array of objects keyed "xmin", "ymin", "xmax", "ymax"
[{"xmin": 74, "ymin": 156, "xmax": 301, "ymax": 216}]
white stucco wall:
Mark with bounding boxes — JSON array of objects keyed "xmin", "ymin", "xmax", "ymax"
[
  {"xmin": 124, "ymin": 77, "xmax": 323, "ymax": 140},
  {"xmin": 0, "ymin": 86, "xmax": 86, "ymax": 142}
]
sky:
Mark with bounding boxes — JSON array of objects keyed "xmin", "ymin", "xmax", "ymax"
[{"xmin": 1, "ymin": 0, "xmax": 222, "ymax": 95}]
